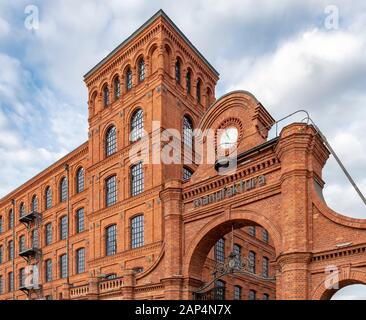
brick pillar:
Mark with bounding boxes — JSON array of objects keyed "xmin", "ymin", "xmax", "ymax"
[
  {"xmin": 160, "ymin": 179, "xmax": 183, "ymax": 300},
  {"xmin": 275, "ymin": 123, "xmax": 315, "ymax": 299},
  {"xmin": 61, "ymin": 283, "xmax": 71, "ymax": 300},
  {"xmin": 121, "ymin": 269, "xmax": 135, "ymax": 300},
  {"xmin": 87, "ymin": 276, "xmax": 99, "ymax": 300}
]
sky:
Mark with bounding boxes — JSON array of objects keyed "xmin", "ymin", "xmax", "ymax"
[{"xmin": 0, "ymin": 0, "xmax": 365, "ymax": 299}]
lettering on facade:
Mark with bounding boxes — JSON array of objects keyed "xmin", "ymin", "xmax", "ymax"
[{"xmin": 193, "ymin": 175, "xmax": 267, "ymax": 208}]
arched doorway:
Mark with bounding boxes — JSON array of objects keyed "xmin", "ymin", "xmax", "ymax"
[
  {"xmin": 183, "ymin": 210, "xmax": 281, "ymax": 300},
  {"xmin": 331, "ymin": 284, "xmax": 366, "ymax": 300}
]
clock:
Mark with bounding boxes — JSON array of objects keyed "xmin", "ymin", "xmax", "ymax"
[{"xmin": 218, "ymin": 127, "xmax": 238, "ymax": 149}]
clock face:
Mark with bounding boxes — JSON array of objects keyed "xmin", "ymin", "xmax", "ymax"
[{"xmin": 219, "ymin": 127, "xmax": 238, "ymax": 149}]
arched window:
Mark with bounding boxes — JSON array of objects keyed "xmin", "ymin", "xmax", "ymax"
[
  {"xmin": 196, "ymin": 79, "xmax": 202, "ymax": 103},
  {"xmin": 76, "ymin": 167, "xmax": 85, "ymax": 193},
  {"xmin": 248, "ymin": 226, "xmax": 256, "ymax": 237},
  {"xmin": 249, "ymin": 290, "xmax": 256, "ymax": 300},
  {"xmin": 76, "ymin": 248, "xmax": 85, "ymax": 274},
  {"xmin": 31, "ymin": 195, "xmax": 38, "ymax": 212},
  {"xmin": 32, "ymin": 229, "xmax": 39, "ymax": 248},
  {"xmin": 262, "ymin": 293, "xmax": 269, "ymax": 300},
  {"xmin": 126, "ymin": 67, "xmax": 132, "ymax": 91},
  {"xmin": 249, "ymin": 251, "xmax": 256, "ymax": 274},
  {"xmin": 105, "ymin": 175, "xmax": 117, "ymax": 207},
  {"xmin": 105, "ymin": 126, "xmax": 117, "ymax": 157},
  {"xmin": 183, "ymin": 167, "xmax": 193, "ymax": 182},
  {"xmin": 131, "ymin": 162, "xmax": 144, "ymax": 196},
  {"xmin": 8, "ymin": 240, "xmax": 14, "ymax": 260},
  {"xmin": 45, "ymin": 259, "xmax": 52, "ymax": 282},
  {"xmin": 60, "ymin": 216, "xmax": 68, "ymax": 240},
  {"xmin": 19, "ymin": 235, "xmax": 26, "ymax": 252},
  {"xmin": 45, "ymin": 186, "xmax": 52, "ymax": 210},
  {"xmin": 186, "ymin": 69, "xmax": 191, "ymax": 93},
  {"xmin": 183, "ymin": 115, "xmax": 193, "ymax": 149},
  {"xmin": 130, "ymin": 109, "xmax": 144, "ymax": 142},
  {"xmin": 106, "ymin": 224, "xmax": 117, "ymax": 256},
  {"xmin": 138, "ymin": 58, "xmax": 145, "ymax": 82},
  {"xmin": 8, "ymin": 209, "xmax": 13, "ymax": 229},
  {"xmin": 262, "ymin": 256, "xmax": 269, "ymax": 278},
  {"xmin": 233, "ymin": 244, "xmax": 241, "ymax": 259},
  {"xmin": 215, "ymin": 280, "xmax": 225, "ymax": 300},
  {"xmin": 45, "ymin": 223, "xmax": 52, "ymax": 246},
  {"xmin": 262, "ymin": 229, "xmax": 269, "ymax": 243},
  {"xmin": 131, "ymin": 214, "xmax": 144, "ymax": 249},
  {"xmin": 76, "ymin": 208, "xmax": 85, "ymax": 233},
  {"xmin": 19, "ymin": 202, "xmax": 26, "ymax": 218},
  {"xmin": 215, "ymin": 238, "xmax": 225, "ymax": 263},
  {"xmin": 103, "ymin": 84, "xmax": 109, "ymax": 107},
  {"xmin": 234, "ymin": 285, "xmax": 242, "ymax": 300},
  {"xmin": 60, "ymin": 177, "xmax": 68, "ymax": 203},
  {"xmin": 114, "ymin": 76, "xmax": 120, "ymax": 100},
  {"xmin": 175, "ymin": 59, "xmax": 181, "ymax": 84}
]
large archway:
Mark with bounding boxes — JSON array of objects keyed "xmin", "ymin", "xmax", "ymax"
[{"xmin": 183, "ymin": 210, "xmax": 282, "ymax": 300}]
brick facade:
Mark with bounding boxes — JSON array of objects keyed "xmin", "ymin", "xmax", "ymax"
[{"xmin": 0, "ymin": 10, "xmax": 366, "ymax": 300}]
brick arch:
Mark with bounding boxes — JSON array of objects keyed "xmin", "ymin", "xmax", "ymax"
[
  {"xmin": 183, "ymin": 209, "xmax": 282, "ymax": 281},
  {"xmin": 312, "ymin": 269, "xmax": 366, "ymax": 300}
]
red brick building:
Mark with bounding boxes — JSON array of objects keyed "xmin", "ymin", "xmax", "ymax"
[{"xmin": 0, "ymin": 10, "xmax": 366, "ymax": 300}]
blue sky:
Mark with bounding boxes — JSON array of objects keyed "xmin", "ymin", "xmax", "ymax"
[{"xmin": 0, "ymin": 0, "xmax": 365, "ymax": 299}]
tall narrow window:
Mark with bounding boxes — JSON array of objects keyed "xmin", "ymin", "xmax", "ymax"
[
  {"xmin": 19, "ymin": 267, "xmax": 26, "ymax": 287},
  {"xmin": 8, "ymin": 272, "xmax": 13, "ymax": 292},
  {"xmin": 0, "ymin": 216, "xmax": 3, "ymax": 233},
  {"xmin": 263, "ymin": 293, "xmax": 269, "ymax": 300},
  {"xmin": 262, "ymin": 256, "xmax": 269, "ymax": 278},
  {"xmin": 76, "ymin": 168, "xmax": 85, "ymax": 193},
  {"xmin": 0, "ymin": 275, "xmax": 3, "ymax": 294},
  {"xmin": 183, "ymin": 167, "xmax": 193, "ymax": 182},
  {"xmin": 175, "ymin": 59, "xmax": 181, "ymax": 84},
  {"xmin": 130, "ymin": 108, "xmax": 144, "ymax": 142},
  {"xmin": 31, "ymin": 195, "xmax": 38, "ymax": 212},
  {"xmin": 45, "ymin": 223, "xmax": 52, "ymax": 246},
  {"xmin": 114, "ymin": 76, "xmax": 120, "ymax": 100},
  {"xmin": 8, "ymin": 241, "xmax": 13, "ymax": 260},
  {"xmin": 103, "ymin": 85, "xmax": 109, "ymax": 107},
  {"xmin": 0, "ymin": 245, "xmax": 3, "ymax": 264},
  {"xmin": 45, "ymin": 259, "xmax": 52, "ymax": 282},
  {"xmin": 234, "ymin": 285, "xmax": 242, "ymax": 300},
  {"xmin": 186, "ymin": 69, "xmax": 191, "ymax": 93},
  {"xmin": 60, "ymin": 177, "xmax": 68, "ymax": 203},
  {"xmin": 183, "ymin": 116, "xmax": 193, "ymax": 150},
  {"xmin": 76, "ymin": 248, "xmax": 85, "ymax": 274},
  {"xmin": 215, "ymin": 238, "xmax": 225, "ymax": 263},
  {"xmin": 215, "ymin": 280, "xmax": 225, "ymax": 300},
  {"xmin": 138, "ymin": 58, "xmax": 145, "ymax": 82},
  {"xmin": 60, "ymin": 216, "xmax": 68, "ymax": 240},
  {"xmin": 105, "ymin": 175, "xmax": 117, "ymax": 207},
  {"xmin": 76, "ymin": 208, "xmax": 85, "ymax": 233},
  {"xmin": 106, "ymin": 224, "xmax": 117, "ymax": 256},
  {"xmin": 131, "ymin": 215, "xmax": 144, "ymax": 249},
  {"xmin": 19, "ymin": 235, "xmax": 26, "ymax": 252},
  {"xmin": 19, "ymin": 203, "xmax": 26, "ymax": 218},
  {"xmin": 131, "ymin": 162, "xmax": 144, "ymax": 196},
  {"xmin": 45, "ymin": 186, "xmax": 52, "ymax": 210},
  {"xmin": 32, "ymin": 229, "xmax": 38, "ymax": 248},
  {"xmin": 249, "ymin": 251, "xmax": 256, "ymax": 274},
  {"xmin": 233, "ymin": 244, "xmax": 241, "ymax": 259},
  {"xmin": 8, "ymin": 209, "xmax": 13, "ymax": 229},
  {"xmin": 105, "ymin": 126, "xmax": 117, "ymax": 157},
  {"xmin": 249, "ymin": 290, "xmax": 256, "ymax": 300},
  {"xmin": 262, "ymin": 229, "xmax": 269, "ymax": 243},
  {"xmin": 126, "ymin": 68, "xmax": 132, "ymax": 91},
  {"xmin": 248, "ymin": 226, "xmax": 256, "ymax": 237},
  {"xmin": 196, "ymin": 79, "xmax": 202, "ymax": 103},
  {"xmin": 60, "ymin": 254, "xmax": 68, "ymax": 279}
]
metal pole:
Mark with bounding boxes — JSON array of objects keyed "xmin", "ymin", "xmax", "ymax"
[
  {"xmin": 64, "ymin": 164, "xmax": 70, "ymax": 287},
  {"xmin": 11, "ymin": 199, "xmax": 15, "ymax": 300}
]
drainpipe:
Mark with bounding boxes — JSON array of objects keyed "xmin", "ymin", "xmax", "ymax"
[
  {"xmin": 11, "ymin": 199, "xmax": 15, "ymax": 300},
  {"xmin": 64, "ymin": 164, "xmax": 70, "ymax": 288}
]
